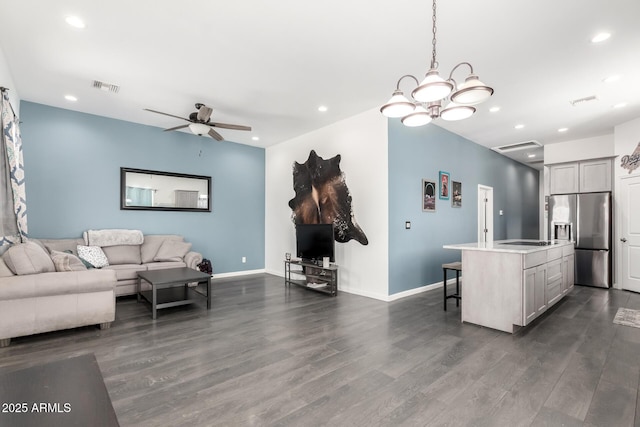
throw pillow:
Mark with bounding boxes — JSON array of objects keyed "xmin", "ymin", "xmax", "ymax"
[
  {"xmin": 77, "ymin": 245, "xmax": 109, "ymax": 268},
  {"xmin": 50, "ymin": 250, "xmax": 87, "ymax": 272},
  {"xmin": 140, "ymin": 235, "xmax": 184, "ymax": 263},
  {"xmin": 0, "ymin": 257, "xmax": 15, "ymax": 277},
  {"xmin": 102, "ymin": 245, "xmax": 142, "ymax": 265},
  {"xmin": 153, "ymin": 240, "xmax": 192, "ymax": 262},
  {"xmin": 2, "ymin": 241, "xmax": 56, "ymax": 275}
]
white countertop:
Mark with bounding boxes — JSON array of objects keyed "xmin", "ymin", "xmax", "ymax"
[{"xmin": 443, "ymin": 239, "xmax": 573, "ymax": 254}]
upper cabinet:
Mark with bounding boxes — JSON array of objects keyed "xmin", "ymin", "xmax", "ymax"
[
  {"xmin": 579, "ymin": 159, "xmax": 612, "ymax": 193},
  {"xmin": 549, "ymin": 158, "xmax": 612, "ymax": 194},
  {"xmin": 549, "ymin": 163, "xmax": 579, "ymax": 194}
]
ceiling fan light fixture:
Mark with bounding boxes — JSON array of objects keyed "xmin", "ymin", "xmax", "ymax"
[
  {"xmin": 450, "ymin": 74, "xmax": 494, "ymax": 105},
  {"xmin": 380, "ymin": 90, "xmax": 415, "ymax": 118},
  {"xmin": 189, "ymin": 123, "xmax": 210, "ymax": 136}
]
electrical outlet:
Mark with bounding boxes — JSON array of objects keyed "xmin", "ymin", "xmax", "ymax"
[{"xmin": 241, "ymin": 257, "xmax": 246, "ymax": 263}]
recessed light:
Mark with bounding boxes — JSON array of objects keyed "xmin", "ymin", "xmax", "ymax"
[
  {"xmin": 603, "ymin": 75, "xmax": 621, "ymax": 83},
  {"xmin": 613, "ymin": 102, "xmax": 628, "ymax": 109},
  {"xmin": 318, "ymin": 106, "xmax": 328, "ymax": 112},
  {"xmin": 64, "ymin": 95, "xmax": 77, "ymax": 102},
  {"xmin": 558, "ymin": 127, "xmax": 569, "ymax": 133},
  {"xmin": 65, "ymin": 15, "xmax": 86, "ymax": 29},
  {"xmin": 591, "ymin": 32, "xmax": 611, "ymax": 43},
  {"xmin": 251, "ymin": 136, "xmax": 260, "ymax": 141},
  {"xmin": 527, "ymin": 153, "xmax": 536, "ymax": 158},
  {"xmin": 514, "ymin": 124, "xmax": 525, "ymax": 130},
  {"xmin": 489, "ymin": 106, "xmax": 500, "ymax": 113}
]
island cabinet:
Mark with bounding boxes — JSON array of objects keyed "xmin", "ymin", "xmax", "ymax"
[{"xmin": 443, "ymin": 240, "xmax": 575, "ymax": 333}]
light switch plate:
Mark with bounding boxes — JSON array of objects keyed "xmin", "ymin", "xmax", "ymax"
[{"xmin": 405, "ymin": 221, "xmax": 411, "ymax": 229}]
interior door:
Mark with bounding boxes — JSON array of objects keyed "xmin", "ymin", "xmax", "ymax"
[
  {"xmin": 478, "ymin": 185, "xmax": 493, "ymax": 244},
  {"xmin": 620, "ymin": 175, "xmax": 640, "ymax": 292}
]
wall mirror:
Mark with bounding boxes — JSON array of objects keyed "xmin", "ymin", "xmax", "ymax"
[{"xmin": 120, "ymin": 167, "xmax": 211, "ymax": 212}]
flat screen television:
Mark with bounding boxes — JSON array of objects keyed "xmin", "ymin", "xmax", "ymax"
[{"xmin": 296, "ymin": 223, "xmax": 335, "ymax": 263}]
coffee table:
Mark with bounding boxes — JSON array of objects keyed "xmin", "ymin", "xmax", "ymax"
[{"xmin": 137, "ymin": 267, "xmax": 212, "ymax": 319}]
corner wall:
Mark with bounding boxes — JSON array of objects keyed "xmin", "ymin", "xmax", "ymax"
[
  {"xmin": 388, "ymin": 121, "xmax": 540, "ymax": 296},
  {"xmin": 265, "ymin": 108, "xmax": 389, "ymax": 300},
  {"xmin": 19, "ymin": 102, "xmax": 265, "ymax": 275},
  {"xmin": 0, "ymin": 45, "xmax": 19, "ymax": 114}
]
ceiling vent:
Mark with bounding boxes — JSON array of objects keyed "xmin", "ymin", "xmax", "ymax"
[
  {"xmin": 492, "ymin": 140, "xmax": 542, "ymax": 153},
  {"xmin": 92, "ymin": 80, "xmax": 120, "ymax": 93},
  {"xmin": 569, "ymin": 95, "xmax": 597, "ymax": 107}
]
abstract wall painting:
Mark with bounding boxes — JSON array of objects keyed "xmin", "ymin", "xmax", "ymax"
[{"xmin": 422, "ymin": 179, "xmax": 436, "ymax": 212}]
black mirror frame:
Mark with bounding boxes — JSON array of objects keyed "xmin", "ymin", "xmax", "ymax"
[{"xmin": 120, "ymin": 167, "xmax": 212, "ymax": 212}]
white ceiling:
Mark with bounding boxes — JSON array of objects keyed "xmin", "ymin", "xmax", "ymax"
[{"xmin": 1, "ymin": 0, "xmax": 639, "ymax": 169}]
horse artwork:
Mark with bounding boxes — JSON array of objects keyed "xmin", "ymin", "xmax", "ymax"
[{"xmin": 288, "ymin": 150, "xmax": 368, "ymax": 245}]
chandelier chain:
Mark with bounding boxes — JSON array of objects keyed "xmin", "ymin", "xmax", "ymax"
[{"xmin": 431, "ymin": 0, "xmax": 438, "ymax": 68}]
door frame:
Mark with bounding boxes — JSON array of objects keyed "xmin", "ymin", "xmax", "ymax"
[{"xmin": 478, "ymin": 184, "xmax": 494, "ymax": 244}]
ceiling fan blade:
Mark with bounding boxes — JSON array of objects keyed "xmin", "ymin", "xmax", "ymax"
[
  {"xmin": 210, "ymin": 122, "xmax": 252, "ymax": 131},
  {"xmin": 163, "ymin": 124, "xmax": 189, "ymax": 132},
  {"xmin": 144, "ymin": 108, "xmax": 190, "ymax": 122},
  {"xmin": 197, "ymin": 105, "xmax": 213, "ymax": 122},
  {"xmin": 208, "ymin": 128, "xmax": 224, "ymax": 141}
]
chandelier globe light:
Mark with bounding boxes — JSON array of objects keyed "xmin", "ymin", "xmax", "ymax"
[{"xmin": 380, "ymin": 0, "xmax": 493, "ymax": 126}]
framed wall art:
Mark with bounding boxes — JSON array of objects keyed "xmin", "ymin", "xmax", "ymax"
[
  {"xmin": 422, "ymin": 179, "xmax": 436, "ymax": 212},
  {"xmin": 452, "ymin": 181, "xmax": 462, "ymax": 207},
  {"xmin": 439, "ymin": 171, "xmax": 450, "ymax": 200}
]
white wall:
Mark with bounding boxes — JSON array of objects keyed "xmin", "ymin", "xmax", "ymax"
[
  {"xmin": 613, "ymin": 116, "xmax": 640, "ymax": 289},
  {"xmin": 0, "ymin": 46, "xmax": 19, "ymax": 113},
  {"xmin": 544, "ymin": 134, "xmax": 615, "ymax": 164},
  {"xmin": 265, "ymin": 108, "xmax": 389, "ymax": 300}
]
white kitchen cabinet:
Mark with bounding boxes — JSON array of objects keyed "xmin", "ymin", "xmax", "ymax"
[
  {"xmin": 524, "ymin": 264, "xmax": 547, "ymax": 324},
  {"xmin": 562, "ymin": 253, "xmax": 575, "ymax": 295},
  {"xmin": 548, "ymin": 158, "xmax": 612, "ymax": 194},
  {"xmin": 546, "ymin": 258, "xmax": 563, "ymax": 306},
  {"xmin": 579, "ymin": 159, "xmax": 612, "ymax": 192},
  {"xmin": 549, "ymin": 163, "xmax": 579, "ymax": 194}
]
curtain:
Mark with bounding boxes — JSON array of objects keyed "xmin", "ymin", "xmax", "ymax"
[
  {"xmin": 0, "ymin": 88, "xmax": 27, "ymax": 254},
  {"xmin": 126, "ymin": 186, "xmax": 154, "ymax": 206}
]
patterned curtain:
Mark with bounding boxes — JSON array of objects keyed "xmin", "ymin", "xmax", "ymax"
[{"xmin": 0, "ymin": 88, "xmax": 27, "ymax": 254}]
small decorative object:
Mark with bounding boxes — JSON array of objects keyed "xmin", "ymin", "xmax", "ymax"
[
  {"xmin": 621, "ymin": 142, "xmax": 640, "ymax": 174},
  {"xmin": 197, "ymin": 259, "xmax": 213, "ymax": 275},
  {"xmin": 285, "ymin": 252, "xmax": 291, "ymax": 261},
  {"xmin": 451, "ymin": 181, "xmax": 462, "ymax": 207},
  {"xmin": 422, "ymin": 179, "xmax": 436, "ymax": 212},
  {"xmin": 439, "ymin": 171, "xmax": 450, "ymax": 200},
  {"xmin": 322, "ymin": 257, "xmax": 330, "ymax": 268}
]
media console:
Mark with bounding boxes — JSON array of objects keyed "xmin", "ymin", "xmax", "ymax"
[{"xmin": 284, "ymin": 259, "xmax": 338, "ymax": 296}]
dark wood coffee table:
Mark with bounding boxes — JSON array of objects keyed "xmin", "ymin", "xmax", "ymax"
[{"xmin": 137, "ymin": 267, "xmax": 212, "ymax": 319}]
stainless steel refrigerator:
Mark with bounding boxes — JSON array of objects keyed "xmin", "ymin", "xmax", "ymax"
[{"xmin": 548, "ymin": 192, "xmax": 611, "ymax": 288}]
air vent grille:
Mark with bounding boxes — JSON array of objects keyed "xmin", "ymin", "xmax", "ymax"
[
  {"xmin": 492, "ymin": 140, "xmax": 542, "ymax": 153},
  {"xmin": 92, "ymin": 80, "xmax": 120, "ymax": 93},
  {"xmin": 570, "ymin": 95, "xmax": 597, "ymax": 106}
]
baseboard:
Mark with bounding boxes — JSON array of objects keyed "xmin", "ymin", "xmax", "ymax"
[
  {"xmin": 337, "ymin": 286, "xmax": 390, "ymax": 302},
  {"xmin": 213, "ymin": 269, "xmax": 266, "ymax": 279},
  {"xmin": 386, "ymin": 276, "xmax": 461, "ymax": 302}
]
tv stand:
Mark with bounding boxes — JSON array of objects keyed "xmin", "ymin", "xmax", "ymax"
[{"xmin": 284, "ymin": 260, "xmax": 338, "ymax": 296}]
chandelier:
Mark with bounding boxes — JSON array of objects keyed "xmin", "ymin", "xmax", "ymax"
[{"xmin": 380, "ymin": 0, "xmax": 494, "ymax": 127}]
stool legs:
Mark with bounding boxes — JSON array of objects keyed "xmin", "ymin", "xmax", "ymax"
[
  {"xmin": 443, "ymin": 268, "xmax": 447, "ymax": 311},
  {"xmin": 456, "ymin": 270, "xmax": 460, "ymax": 307}
]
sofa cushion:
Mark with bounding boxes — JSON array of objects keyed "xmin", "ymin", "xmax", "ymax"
[
  {"xmin": 49, "ymin": 250, "xmax": 87, "ymax": 272},
  {"xmin": 102, "ymin": 264, "xmax": 147, "ymax": 281},
  {"xmin": 154, "ymin": 240, "xmax": 192, "ymax": 262},
  {"xmin": 145, "ymin": 261, "xmax": 186, "ymax": 270},
  {"xmin": 102, "ymin": 245, "xmax": 142, "ymax": 265},
  {"xmin": 0, "ymin": 269, "xmax": 116, "ymax": 300},
  {"xmin": 37, "ymin": 238, "xmax": 85, "ymax": 256},
  {"xmin": 2, "ymin": 242, "xmax": 56, "ymax": 275},
  {"xmin": 140, "ymin": 235, "xmax": 184, "ymax": 263},
  {"xmin": 0, "ymin": 258, "xmax": 14, "ymax": 277},
  {"xmin": 77, "ymin": 245, "xmax": 109, "ymax": 268}
]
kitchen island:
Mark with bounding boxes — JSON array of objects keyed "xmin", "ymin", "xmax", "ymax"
[{"xmin": 443, "ymin": 239, "xmax": 575, "ymax": 333}]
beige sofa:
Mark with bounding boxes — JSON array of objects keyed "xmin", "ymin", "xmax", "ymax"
[{"xmin": 0, "ymin": 233, "xmax": 203, "ymax": 347}]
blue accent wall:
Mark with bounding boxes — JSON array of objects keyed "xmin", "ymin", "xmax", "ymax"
[
  {"xmin": 19, "ymin": 102, "xmax": 265, "ymax": 274},
  {"xmin": 388, "ymin": 120, "xmax": 539, "ymax": 295}
]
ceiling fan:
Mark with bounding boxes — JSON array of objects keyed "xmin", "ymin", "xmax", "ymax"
[{"xmin": 144, "ymin": 103, "xmax": 252, "ymax": 141}]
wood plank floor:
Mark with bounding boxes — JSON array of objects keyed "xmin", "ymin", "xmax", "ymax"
[{"xmin": 1, "ymin": 274, "xmax": 640, "ymax": 426}]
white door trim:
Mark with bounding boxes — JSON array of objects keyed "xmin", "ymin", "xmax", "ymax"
[{"xmin": 478, "ymin": 185, "xmax": 494, "ymax": 244}]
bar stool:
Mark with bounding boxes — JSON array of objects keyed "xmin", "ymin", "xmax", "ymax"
[{"xmin": 442, "ymin": 261, "xmax": 462, "ymax": 311}]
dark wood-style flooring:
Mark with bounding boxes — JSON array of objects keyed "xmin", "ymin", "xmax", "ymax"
[{"xmin": 1, "ymin": 274, "xmax": 640, "ymax": 426}]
